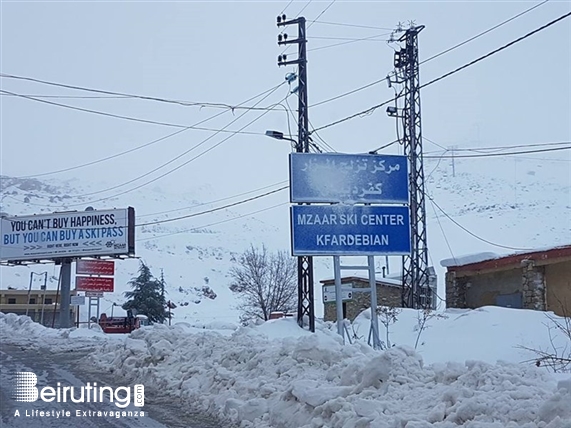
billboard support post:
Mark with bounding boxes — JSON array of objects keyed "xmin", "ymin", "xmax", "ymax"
[{"xmin": 59, "ymin": 259, "xmax": 72, "ymax": 328}]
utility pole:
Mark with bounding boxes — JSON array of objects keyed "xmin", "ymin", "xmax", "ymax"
[
  {"xmin": 276, "ymin": 13, "xmax": 315, "ymax": 332},
  {"xmin": 449, "ymin": 145, "xmax": 457, "ymax": 177},
  {"xmin": 160, "ymin": 268, "xmax": 165, "ymax": 300},
  {"xmin": 389, "ymin": 25, "xmax": 432, "ymax": 309}
]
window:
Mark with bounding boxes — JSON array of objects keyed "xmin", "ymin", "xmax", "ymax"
[
  {"xmin": 29, "ymin": 298, "xmax": 36, "ymax": 304},
  {"xmin": 7, "ymin": 298, "xmax": 16, "ymax": 304},
  {"xmin": 44, "ymin": 298, "xmax": 53, "ymax": 305}
]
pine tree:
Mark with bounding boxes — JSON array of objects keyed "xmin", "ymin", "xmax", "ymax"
[{"xmin": 123, "ymin": 261, "xmax": 167, "ymax": 324}]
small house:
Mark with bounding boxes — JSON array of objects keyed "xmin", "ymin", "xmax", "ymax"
[
  {"xmin": 320, "ymin": 269, "xmax": 437, "ymax": 322},
  {"xmin": 442, "ymin": 245, "xmax": 571, "ymax": 316}
]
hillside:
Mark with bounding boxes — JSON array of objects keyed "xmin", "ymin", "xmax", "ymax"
[{"xmin": 0, "ymin": 151, "xmax": 569, "ymax": 323}]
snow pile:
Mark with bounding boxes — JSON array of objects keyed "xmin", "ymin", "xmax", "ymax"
[
  {"xmin": 352, "ymin": 306, "xmax": 571, "ymax": 365},
  {"xmin": 87, "ymin": 317, "xmax": 571, "ymax": 428},
  {"xmin": 0, "ymin": 312, "xmax": 117, "ymax": 347}
]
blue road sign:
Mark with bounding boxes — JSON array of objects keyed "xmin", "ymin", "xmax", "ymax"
[
  {"xmin": 289, "ymin": 153, "xmax": 409, "ymax": 204},
  {"xmin": 291, "ymin": 205, "xmax": 411, "ymax": 256}
]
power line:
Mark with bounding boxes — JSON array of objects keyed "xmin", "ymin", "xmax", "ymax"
[
  {"xmin": 446, "ymin": 141, "xmax": 570, "ymax": 152},
  {"xmin": 420, "ymin": 0, "xmax": 550, "ymax": 65},
  {"xmin": 419, "ymin": 10, "xmax": 571, "ymax": 89},
  {"xmin": 7, "ymin": 87, "xmax": 289, "ymax": 207},
  {"xmin": 309, "ymin": 34, "xmax": 390, "ymax": 42},
  {"xmin": 308, "ymin": 20, "xmax": 393, "ymax": 31},
  {"xmin": 296, "ymin": 0, "xmax": 313, "ymax": 17},
  {"xmin": 283, "ymin": 93, "xmax": 336, "ymax": 152},
  {"xmin": 136, "ymin": 186, "xmax": 288, "ymax": 227},
  {"xmin": 423, "ymin": 140, "xmax": 571, "ymax": 155},
  {"xmin": 312, "ymin": 10, "xmax": 571, "ymax": 132},
  {"xmin": 281, "ymin": 0, "xmax": 295, "ymax": 15},
  {"xmin": 423, "ymin": 137, "xmax": 448, "ymax": 151},
  {"xmin": 308, "ymin": 0, "xmax": 336, "ymax": 29},
  {"xmin": 308, "ymin": 33, "xmax": 391, "ymax": 53},
  {"xmin": 310, "ymin": 1, "xmax": 553, "ymax": 108},
  {"xmin": 136, "ymin": 180, "xmax": 289, "ymax": 219},
  {"xmin": 427, "ymin": 195, "xmax": 534, "ymax": 251},
  {"xmin": 428, "ymin": 198, "xmax": 458, "ymax": 266},
  {"xmin": 310, "ymin": 77, "xmax": 387, "ymax": 108},
  {"xmin": 0, "ymin": 89, "xmax": 282, "ymax": 134},
  {"xmin": 0, "ymin": 93, "xmax": 130, "ymax": 100},
  {"xmin": 138, "ymin": 202, "xmax": 288, "ymax": 242},
  {"xmin": 63, "ymin": 91, "xmax": 289, "ymax": 203},
  {"xmin": 424, "ymin": 145, "xmax": 571, "ymax": 158},
  {"xmin": 11, "ymin": 83, "xmax": 285, "ymax": 179},
  {"xmin": 0, "ymin": 72, "xmax": 284, "ymax": 112}
]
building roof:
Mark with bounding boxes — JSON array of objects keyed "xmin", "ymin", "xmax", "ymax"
[
  {"xmin": 441, "ymin": 244, "xmax": 571, "ymax": 274},
  {"xmin": 320, "ymin": 274, "xmax": 402, "ymax": 288}
]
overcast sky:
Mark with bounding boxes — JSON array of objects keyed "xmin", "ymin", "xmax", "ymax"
[{"xmin": 1, "ymin": 0, "xmax": 570, "ymax": 213}]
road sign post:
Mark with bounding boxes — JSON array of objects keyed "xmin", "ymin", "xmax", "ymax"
[{"xmin": 288, "ymin": 152, "xmax": 411, "ymax": 343}]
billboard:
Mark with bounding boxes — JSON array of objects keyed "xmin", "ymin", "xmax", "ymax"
[
  {"xmin": 76, "ymin": 276, "xmax": 114, "ymax": 292},
  {"xmin": 76, "ymin": 259, "xmax": 115, "ymax": 276},
  {"xmin": 291, "ymin": 205, "xmax": 411, "ymax": 256},
  {"xmin": 290, "ymin": 153, "xmax": 409, "ymax": 204},
  {"xmin": 0, "ymin": 208, "xmax": 135, "ymax": 262}
]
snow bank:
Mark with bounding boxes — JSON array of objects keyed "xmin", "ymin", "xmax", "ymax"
[
  {"xmin": 0, "ymin": 312, "xmax": 117, "ymax": 348},
  {"xmin": 87, "ymin": 317, "xmax": 570, "ymax": 428},
  {"xmin": 353, "ymin": 306, "xmax": 571, "ymax": 365}
]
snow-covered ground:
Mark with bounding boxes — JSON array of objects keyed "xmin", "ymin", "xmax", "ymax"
[{"xmin": 1, "ymin": 306, "xmax": 570, "ymax": 427}]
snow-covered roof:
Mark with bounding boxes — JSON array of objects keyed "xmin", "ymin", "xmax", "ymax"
[
  {"xmin": 440, "ymin": 252, "xmax": 500, "ymax": 268},
  {"xmin": 320, "ymin": 273, "xmax": 402, "ymax": 287},
  {"xmin": 440, "ymin": 244, "xmax": 571, "ymax": 268}
]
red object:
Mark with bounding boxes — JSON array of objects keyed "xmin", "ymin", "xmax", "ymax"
[
  {"xmin": 76, "ymin": 260, "xmax": 115, "ymax": 276},
  {"xmin": 76, "ymin": 276, "xmax": 114, "ymax": 292},
  {"xmin": 98, "ymin": 313, "xmax": 140, "ymax": 334}
]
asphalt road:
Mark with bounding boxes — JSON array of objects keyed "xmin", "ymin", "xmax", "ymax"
[{"xmin": 0, "ymin": 342, "xmax": 228, "ymax": 428}]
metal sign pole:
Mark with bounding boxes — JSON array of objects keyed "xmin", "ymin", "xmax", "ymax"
[
  {"xmin": 368, "ymin": 255, "xmax": 382, "ymax": 349},
  {"xmin": 333, "ymin": 256, "xmax": 344, "ymax": 343},
  {"xmin": 25, "ymin": 272, "xmax": 34, "ymax": 317},
  {"xmin": 87, "ymin": 297, "xmax": 92, "ymax": 329}
]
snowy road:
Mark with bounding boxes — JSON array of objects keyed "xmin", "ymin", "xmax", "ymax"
[{"xmin": 0, "ymin": 342, "xmax": 227, "ymax": 428}]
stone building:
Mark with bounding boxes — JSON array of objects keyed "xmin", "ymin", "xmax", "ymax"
[
  {"xmin": 442, "ymin": 245, "xmax": 571, "ymax": 316},
  {"xmin": 320, "ymin": 275, "xmax": 403, "ymax": 322}
]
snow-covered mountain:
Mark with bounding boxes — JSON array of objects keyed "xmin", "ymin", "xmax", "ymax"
[{"xmin": 0, "ymin": 151, "xmax": 569, "ymax": 323}]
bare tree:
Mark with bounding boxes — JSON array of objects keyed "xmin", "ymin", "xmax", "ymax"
[
  {"xmin": 378, "ymin": 305, "xmax": 401, "ymax": 349},
  {"xmin": 519, "ymin": 295, "xmax": 571, "ymax": 373},
  {"xmin": 229, "ymin": 245, "xmax": 297, "ymax": 324},
  {"xmin": 414, "ymin": 308, "xmax": 448, "ymax": 349}
]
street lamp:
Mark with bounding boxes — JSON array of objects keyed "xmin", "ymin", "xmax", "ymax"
[{"xmin": 265, "ymin": 130, "xmax": 298, "ymax": 150}]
